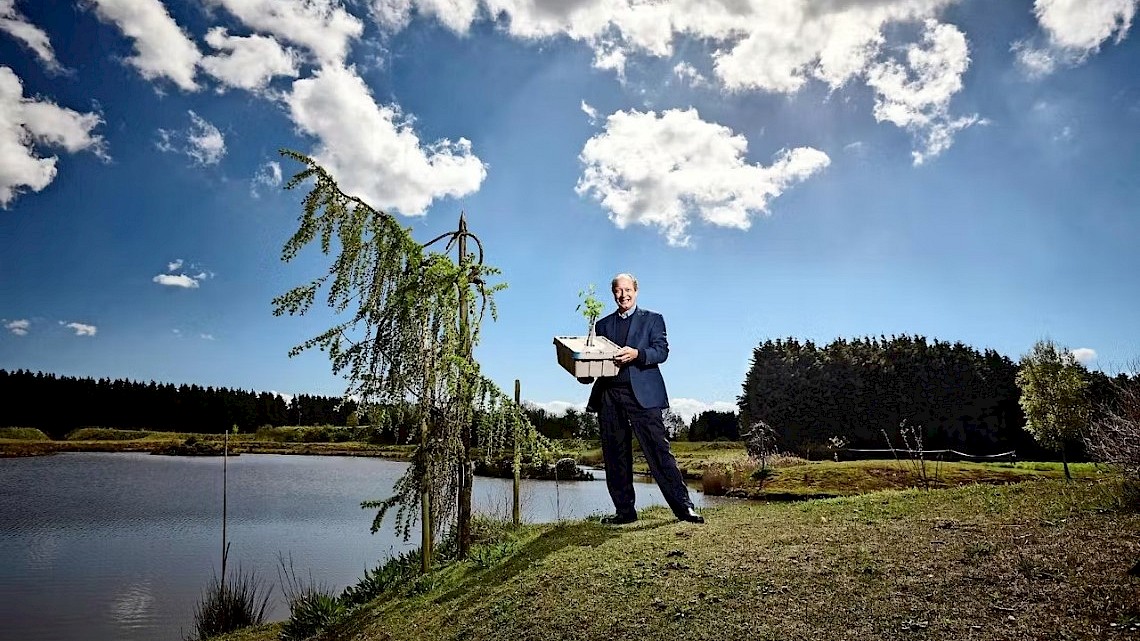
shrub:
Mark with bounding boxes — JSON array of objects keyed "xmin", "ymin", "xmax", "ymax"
[
  {"xmin": 0, "ymin": 427, "xmax": 50, "ymax": 441},
  {"xmin": 65, "ymin": 427, "xmax": 149, "ymax": 441},
  {"xmin": 278, "ymin": 555, "xmax": 347, "ymax": 641},
  {"xmin": 701, "ymin": 460, "xmax": 758, "ymax": 495},
  {"xmin": 186, "ymin": 568, "xmax": 271, "ymax": 641},
  {"xmin": 1086, "ymin": 376, "xmax": 1140, "ymax": 481},
  {"xmin": 339, "ymin": 549, "xmax": 422, "ymax": 607}
]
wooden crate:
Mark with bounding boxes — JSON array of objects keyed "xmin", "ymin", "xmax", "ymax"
[{"xmin": 553, "ymin": 335, "xmax": 620, "ymax": 378}]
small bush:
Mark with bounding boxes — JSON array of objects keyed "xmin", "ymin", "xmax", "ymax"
[
  {"xmin": 278, "ymin": 555, "xmax": 347, "ymax": 641},
  {"xmin": 339, "ymin": 549, "xmax": 422, "ymax": 607},
  {"xmin": 702, "ymin": 460, "xmax": 758, "ymax": 495},
  {"xmin": 186, "ymin": 568, "xmax": 271, "ymax": 641},
  {"xmin": 65, "ymin": 427, "xmax": 150, "ymax": 441},
  {"xmin": 0, "ymin": 427, "xmax": 50, "ymax": 441}
]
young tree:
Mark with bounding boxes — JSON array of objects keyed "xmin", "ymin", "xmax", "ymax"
[
  {"xmin": 273, "ymin": 151, "xmax": 547, "ymax": 568},
  {"xmin": 1016, "ymin": 339, "xmax": 1091, "ymax": 480}
]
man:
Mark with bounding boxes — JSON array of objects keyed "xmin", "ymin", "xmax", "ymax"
[{"xmin": 579, "ymin": 273, "xmax": 704, "ymax": 525}]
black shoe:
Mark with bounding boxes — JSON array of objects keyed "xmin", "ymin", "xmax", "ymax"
[
  {"xmin": 601, "ymin": 512, "xmax": 637, "ymax": 525},
  {"xmin": 677, "ymin": 507, "xmax": 705, "ymax": 524}
]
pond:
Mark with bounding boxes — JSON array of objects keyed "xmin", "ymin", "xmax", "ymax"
[{"xmin": 0, "ymin": 452, "xmax": 721, "ymax": 641}]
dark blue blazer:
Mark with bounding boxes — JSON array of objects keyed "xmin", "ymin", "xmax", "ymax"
[{"xmin": 586, "ymin": 307, "xmax": 670, "ymax": 411}]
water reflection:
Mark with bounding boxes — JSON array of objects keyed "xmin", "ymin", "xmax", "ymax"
[{"xmin": 0, "ymin": 452, "xmax": 723, "ymax": 641}]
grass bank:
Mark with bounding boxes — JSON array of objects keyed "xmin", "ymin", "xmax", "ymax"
[{"xmin": 216, "ymin": 478, "xmax": 1140, "ymax": 641}]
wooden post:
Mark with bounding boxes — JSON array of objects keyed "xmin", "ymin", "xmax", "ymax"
[{"xmin": 513, "ymin": 379, "xmax": 521, "ymax": 526}]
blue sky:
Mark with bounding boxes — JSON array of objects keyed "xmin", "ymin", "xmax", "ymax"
[{"xmin": 1, "ymin": 0, "xmax": 1138, "ymax": 422}]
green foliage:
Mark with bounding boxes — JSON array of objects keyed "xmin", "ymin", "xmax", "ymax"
[
  {"xmin": 339, "ymin": 549, "xmax": 423, "ymax": 607},
  {"xmin": 0, "ymin": 427, "xmax": 50, "ymax": 440},
  {"xmin": 739, "ymin": 335, "xmax": 1033, "ymax": 458},
  {"xmin": 1016, "ymin": 339, "xmax": 1091, "ymax": 455},
  {"xmin": 275, "ymin": 150, "xmax": 550, "ymax": 553},
  {"xmin": 576, "ymin": 284, "xmax": 605, "ymax": 328},
  {"xmin": 66, "ymin": 427, "xmax": 150, "ymax": 441},
  {"xmin": 186, "ymin": 567, "xmax": 271, "ymax": 641},
  {"xmin": 278, "ymin": 555, "xmax": 347, "ymax": 641}
]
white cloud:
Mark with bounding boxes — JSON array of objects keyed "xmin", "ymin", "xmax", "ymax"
[
  {"xmin": 1014, "ymin": 0, "xmax": 1137, "ymax": 78},
  {"xmin": 156, "ymin": 111, "xmax": 226, "ymax": 166},
  {"xmin": 527, "ymin": 400, "xmax": 585, "ymax": 416},
  {"xmin": 1071, "ymin": 347, "xmax": 1097, "ymax": 365},
  {"xmin": 0, "ymin": 66, "xmax": 105, "ymax": 208},
  {"xmin": 200, "ymin": 27, "xmax": 300, "ymax": 92},
  {"xmin": 200, "ymin": 333, "xmax": 216, "ymax": 340},
  {"xmin": 153, "ymin": 274, "xmax": 201, "ymax": 288},
  {"xmin": 668, "ymin": 398, "xmax": 736, "ymax": 425},
  {"xmin": 865, "ymin": 20, "xmax": 979, "ymax": 165},
  {"xmin": 251, "ymin": 160, "xmax": 283, "ymax": 197},
  {"xmin": 672, "ymin": 61, "xmax": 707, "ymax": 88},
  {"xmin": 154, "ymin": 259, "xmax": 210, "ymax": 288},
  {"xmin": 1033, "ymin": 0, "xmax": 1137, "ymax": 52},
  {"xmin": 1012, "ymin": 40, "xmax": 1058, "ymax": 78},
  {"xmin": 4, "ymin": 318, "xmax": 29, "ymax": 335},
  {"xmin": 285, "ymin": 64, "xmax": 486, "ymax": 215},
  {"xmin": 372, "ymin": 0, "xmax": 479, "ymax": 34},
  {"xmin": 205, "ymin": 0, "xmax": 364, "ymax": 65},
  {"xmin": 580, "ymin": 100, "xmax": 598, "ymax": 123},
  {"xmin": 186, "ymin": 111, "xmax": 226, "ymax": 165},
  {"xmin": 86, "ymin": 0, "xmax": 201, "ymax": 91},
  {"xmin": 371, "ymin": 1, "xmax": 989, "ymax": 162},
  {"xmin": 65, "ymin": 322, "xmax": 97, "ymax": 336},
  {"xmin": 0, "ymin": 0, "xmax": 62, "ymax": 72},
  {"xmin": 576, "ymin": 108, "xmax": 830, "ymax": 246}
]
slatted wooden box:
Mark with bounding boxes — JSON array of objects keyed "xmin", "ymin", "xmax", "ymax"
[{"xmin": 553, "ymin": 335, "xmax": 620, "ymax": 378}]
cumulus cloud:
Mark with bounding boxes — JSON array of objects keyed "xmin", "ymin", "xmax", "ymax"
[
  {"xmin": 86, "ymin": 0, "xmax": 201, "ymax": 91},
  {"xmin": 0, "ymin": 0, "xmax": 62, "ymax": 72},
  {"xmin": 369, "ymin": 0, "xmax": 978, "ymax": 161},
  {"xmin": 251, "ymin": 160, "xmax": 283, "ymax": 197},
  {"xmin": 527, "ymin": 400, "xmax": 585, "ymax": 416},
  {"xmin": 865, "ymin": 21, "xmax": 980, "ymax": 165},
  {"xmin": 153, "ymin": 259, "xmax": 209, "ymax": 288},
  {"xmin": 576, "ymin": 108, "xmax": 830, "ymax": 246},
  {"xmin": 668, "ymin": 398, "xmax": 737, "ymax": 425},
  {"xmin": 156, "ymin": 111, "xmax": 226, "ymax": 165},
  {"xmin": 371, "ymin": 0, "xmax": 479, "ymax": 34},
  {"xmin": 1015, "ymin": 0, "xmax": 1137, "ymax": 77},
  {"xmin": 673, "ymin": 61, "xmax": 708, "ymax": 88},
  {"xmin": 64, "ymin": 322, "xmax": 97, "ymax": 336},
  {"xmin": 285, "ymin": 64, "xmax": 486, "ymax": 215},
  {"xmin": 1034, "ymin": 0, "xmax": 1136, "ymax": 51},
  {"xmin": 205, "ymin": 0, "xmax": 364, "ymax": 65},
  {"xmin": 153, "ymin": 274, "xmax": 200, "ymax": 288},
  {"xmin": 4, "ymin": 318, "xmax": 29, "ymax": 335},
  {"xmin": 1071, "ymin": 347, "xmax": 1098, "ymax": 365},
  {"xmin": 0, "ymin": 66, "xmax": 105, "ymax": 208},
  {"xmin": 186, "ymin": 112, "xmax": 226, "ymax": 165},
  {"xmin": 200, "ymin": 27, "xmax": 300, "ymax": 92}
]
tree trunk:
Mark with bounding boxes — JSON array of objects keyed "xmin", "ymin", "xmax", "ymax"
[
  {"xmin": 1061, "ymin": 441, "xmax": 1071, "ymax": 481},
  {"xmin": 456, "ymin": 213, "xmax": 473, "ymax": 559},
  {"xmin": 420, "ymin": 414, "xmax": 432, "ymax": 573},
  {"xmin": 513, "ymin": 379, "xmax": 521, "ymax": 526}
]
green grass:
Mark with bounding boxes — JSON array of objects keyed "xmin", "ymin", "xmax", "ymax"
[
  {"xmin": 701, "ymin": 457, "xmax": 1105, "ymax": 499},
  {"xmin": 0, "ymin": 427, "xmax": 50, "ymax": 440},
  {"xmin": 214, "ymin": 477, "xmax": 1140, "ymax": 641}
]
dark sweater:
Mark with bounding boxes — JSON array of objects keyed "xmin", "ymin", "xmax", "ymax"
[{"xmin": 614, "ymin": 313, "xmax": 633, "ymax": 383}]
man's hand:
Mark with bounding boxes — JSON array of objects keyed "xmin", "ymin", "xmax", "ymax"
[{"xmin": 614, "ymin": 347, "xmax": 639, "ymax": 366}]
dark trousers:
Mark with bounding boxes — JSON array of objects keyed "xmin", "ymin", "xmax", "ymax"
[{"xmin": 598, "ymin": 385, "xmax": 693, "ymax": 518}]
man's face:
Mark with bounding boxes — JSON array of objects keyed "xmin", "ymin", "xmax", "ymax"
[{"xmin": 612, "ymin": 277, "xmax": 638, "ymax": 314}]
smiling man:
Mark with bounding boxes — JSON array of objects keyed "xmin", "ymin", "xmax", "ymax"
[{"xmin": 581, "ymin": 273, "xmax": 704, "ymax": 525}]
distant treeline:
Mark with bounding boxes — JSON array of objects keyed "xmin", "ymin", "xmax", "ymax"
[
  {"xmin": 739, "ymin": 335, "xmax": 1135, "ymax": 459},
  {"xmin": 0, "ymin": 369, "xmax": 357, "ymax": 439}
]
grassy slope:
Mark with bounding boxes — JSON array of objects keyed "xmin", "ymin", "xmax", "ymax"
[{"xmin": 221, "ymin": 479, "xmax": 1139, "ymax": 641}]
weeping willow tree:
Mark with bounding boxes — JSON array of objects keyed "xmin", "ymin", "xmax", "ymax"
[{"xmin": 272, "ymin": 150, "xmax": 549, "ymax": 569}]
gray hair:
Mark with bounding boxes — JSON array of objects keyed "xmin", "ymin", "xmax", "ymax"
[{"xmin": 611, "ymin": 273, "xmax": 638, "ymax": 291}]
